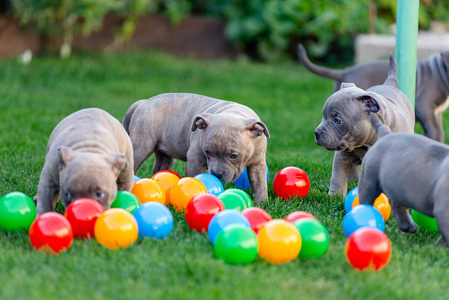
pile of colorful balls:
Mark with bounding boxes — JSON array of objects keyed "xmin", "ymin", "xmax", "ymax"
[{"xmin": 0, "ymin": 166, "xmax": 329, "ymax": 266}]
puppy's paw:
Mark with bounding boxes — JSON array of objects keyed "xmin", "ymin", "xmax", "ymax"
[{"xmin": 398, "ymin": 221, "xmax": 419, "ymax": 233}]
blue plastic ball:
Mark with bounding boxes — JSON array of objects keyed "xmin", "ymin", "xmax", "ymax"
[
  {"xmin": 207, "ymin": 210, "xmax": 250, "ymax": 244},
  {"xmin": 234, "ymin": 166, "xmax": 269, "ymax": 191},
  {"xmin": 343, "ymin": 204, "xmax": 385, "ymax": 237},
  {"xmin": 194, "ymin": 173, "xmax": 224, "ymax": 196},
  {"xmin": 133, "ymin": 202, "xmax": 173, "ymax": 240},
  {"xmin": 345, "ymin": 187, "xmax": 359, "ymax": 213},
  {"xmin": 133, "ymin": 175, "xmax": 141, "ymax": 182}
]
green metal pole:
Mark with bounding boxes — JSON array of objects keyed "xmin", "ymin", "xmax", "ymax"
[{"xmin": 395, "ymin": 0, "xmax": 420, "ymax": 108}]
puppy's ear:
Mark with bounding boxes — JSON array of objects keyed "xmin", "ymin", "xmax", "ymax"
[
  {"xmin": 357, "ymin": 95, "xmax": 380, "ymax": 113},
  {"xmin": 341, "ymin": 82, "xmax": 356, "ymax": 89},
  {"xmin": 245, "ymin": 119, "xmax": 270, "ymax": 138},
  {"xmin": 108, "ymin": 154, "xmax": 127, "ymax": 176},
  {"xmin": 58, "ymin": 146, "xmax": 75, "ymax": 170},
  {"xmin": 441, "ymin": 49, "xmax": 449, "ymax": 68},
  {"xmin": 191, "ymin": 113, "xmax": 213, "ymax": 131}
]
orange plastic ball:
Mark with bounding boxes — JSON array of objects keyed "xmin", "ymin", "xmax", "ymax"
[
  {"xmin": 258, "ymin": 219, "xmax": 302, "ymax": 264},
  {"xmin": 94, "ymin": 208, "xmax": 138, "ymax": 250},
  {"xmin": 168, "ymin": 177, "xmax": 207, "ymax": 211},
  {"xmin": 150, "ymin": 171, "xmax": 180, "ymax": 203},
  {"xmin": 131, "ymin": 178, "xmax": 166, "ymax": 205},
  {"xmin": 353, "ymin": 193, "xmax": 391, "ymax": 221}
]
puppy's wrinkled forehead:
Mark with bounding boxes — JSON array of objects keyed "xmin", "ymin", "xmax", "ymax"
[{"xmin": 323, "ymin": 87, "xmax": 364, "ymax": 115}]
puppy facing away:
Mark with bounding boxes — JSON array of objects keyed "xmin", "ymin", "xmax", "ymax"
[
  {"xmin": 314, "ymin": 55, "xmax": 415, "ymax": 197},
  {"xmin": 359, "ymin": 113, "xmax": 449, "ymax": 246},
  {"xmin": 122, "ymin": 93, "xmax": 270, "ymax": 203},
  {"xmin": 35, "ymin": 108, "xmax": 134, "ymax": 216},
  {"xmin": 299, "ymin": 44, "xmax": 449, "ymax": 142}
]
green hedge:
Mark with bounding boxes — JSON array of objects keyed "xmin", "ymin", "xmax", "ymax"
[{"xmin": 4, "ymin": 0, "xmax": 449, "ymax": 62}]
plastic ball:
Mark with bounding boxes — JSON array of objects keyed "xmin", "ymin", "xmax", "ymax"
[
  {"xmin": 133, "ymin": 175, "xmax": 141, "ymax": 182},
  {"xmin": 131, "ymin": 178, "xmax": 166, "ymax": 205},
  {"xmin": 352, "ymin": 193, "xmax": 391, "ymax": 221},
  {"xmin": 151, "ymin": 171, "xmax": 181, "ymax": 203},
  {"xmin": 241, "ymin": 207, "xmax": 272, "ymax": 234},
  {"xmin": 110, "ymin": 191, "xmax": 141, "ymax": 214},
  {"xmin": 0, "ymin": 192, "xmax": 36, "ymax": 232},
  {"xmin": 29, "ymin": 212, "xmax": 74, "ymax": 254},
  {"xmin": 194, "ymin": 173, "xmax": 224, "ymax": 196},
  {"xmin": 258, "ymin": 219, "xmax": 302, "ymax": 264},
  {"xmin": 343, "ymin": 204, "xmax": 385, "ymax": 237},
  {"xmin": 153, "ymin": 170, "xmax": 182, "ymax": 179},
  {"xmin": 64, "ymin": 198, "xmax": 104, "ymax": 239},
  {"xmin": 207, "ymin": 210, "xmax": 250, "ymax": 244},
  {"xmin": 185, "ymin": 193, "xmax": 225, "ymax": 233},
  {"xmin": 284, "ymin": 211, "xmax": 317, "ymax": 223},
  {"xmin": 133, "ymin": 202, "xmax": 173, "ymax": 240},
  {"xmin": 213, "ymin": 224, "xmax": 259, "ymax": 265},
  {"xmin": 168, "ymin": 177, "xmax": 207, "ymax": 211},
  {"xmin": 411, "ymin": 210, "xmax": 439, "ymax": 233},
  {"xmin": 344, "ymin": 187, "xmax": 359, "ymax": 213},
  {"xmin": 225, "ymin": 189, "xmax": 253, "ymax": 208},
  {"xmin": 94, "ymin": 208, "xmax": 138, "ymax": 250},
  {"xmin": 218, "ymin": 192, "xmax": 246, "ymax": 211},
  {"xmin": 293, "ymin": 219, "xmax": 329, "ymax": 259},
  {"xmin": 234, "ymin": 166, "xmax": 269, "ymax": 191},
  {"xmin": 345, "ymin": 227, "xmax": 392, "ymax": 271},
  {"xmin": 273, "ymin": 167, "xmax": 310, "ymax": 200}
]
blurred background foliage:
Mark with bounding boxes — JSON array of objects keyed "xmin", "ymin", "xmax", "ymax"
[{"xmin": 2, "ymin": 0, "xmax": 449, "ymax": 63}]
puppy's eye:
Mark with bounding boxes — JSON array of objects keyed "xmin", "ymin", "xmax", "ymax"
[
  {"xmin": 64, "ymin": 192, "xmax": 71, "ymax": 200},
  {"xmin": 334, "ymin": 116, "xmax": 342, "ymax": 125},
  {"xmin": 96, "ymin": 191, "xmax": 105, "ymax": 199},
  {"xmin": 230, "ymin": 153, "xmax": 239, "ymax": 160},
  {"xmin": 204, "ymin": 150, "xmax": 211, "ymax": 157}
]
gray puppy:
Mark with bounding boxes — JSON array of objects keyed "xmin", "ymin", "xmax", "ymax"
[
  {"xmin": 35, "ymin": 108, "xmax": 134, "ymax": 216},
  {"xmin": 299, "ymin": 44, "xmax": 449, "ymax": 142},
  {"xmin": 314, "ymin": 55, "xmax": 415, "ymax": 197},
  {"xmin": 122, "ymin": 93, "xmax": 270, "ymax": 203},
  {"xmin": 359, "ymin": 113, "xmax": 449, "ymax": 245}
]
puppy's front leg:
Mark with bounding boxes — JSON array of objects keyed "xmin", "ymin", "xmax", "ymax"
[
  {"xmin": 36, "ymin": 174, "xmax": 60, "ymax": 216},
  {"xmin": 247, "ymin": 164, "xmax": 268, "ymax": 204},
  {"xmin": 186, "ymin": 148, "xmax": 208, "ymax": 177},
  {"xmin": 329, "ymin": 151, "xmax": 353, "ymax": 197}
]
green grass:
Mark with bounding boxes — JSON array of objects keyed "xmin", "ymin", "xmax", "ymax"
[{"xmin": 1, "ymin": 51, "xmax": 449, "ymax": 300}]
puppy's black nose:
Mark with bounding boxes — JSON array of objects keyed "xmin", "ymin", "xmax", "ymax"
[
  {"xmin": 314, "ymin": 131, "xmax": 320, "ymax": 141},
  {"xmin": 211, "ymin": 171, "xmax": 223, "ymax": 180}
]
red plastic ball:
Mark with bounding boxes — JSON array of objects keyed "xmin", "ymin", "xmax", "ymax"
[
  {"xmin": 345, "ymin": 227, "xmax": 392, "ymax": 271},
  {"xmin": 64, "ymin": 198, "xmax": 104, "ymax": 239},
  {"xmin": 273, "ymin": 167, "xmax": 310, "ymax": 200},
  {"xmin": 185, "ymin": 193, "xmax": 225, "ymax": 233},
  {"xmin": 284, "ymin": 211, "xmax": 316, "ymax": 223},
  {"xmin": 241, "ymin": 207, "xmax": 272, "ymax": 234},
  {"xmin": 29, "ymin": 212, "xmax": 74, "ymax": 254}
]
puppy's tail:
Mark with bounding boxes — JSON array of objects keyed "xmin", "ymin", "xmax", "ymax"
[
  {"xmin": 298, "ymin": 44, "xmax": 345, "ymax": 81},
  {"xmin": 383, "ymin": 54, "xmax": 398, "ymax": 88},
  {"xmin": 370, "ymin": 113, "xmax": 392, "ymax": 139},
  {"xmin": 122, "ymin": 100, "xmax": 142, "ymax": 134}
]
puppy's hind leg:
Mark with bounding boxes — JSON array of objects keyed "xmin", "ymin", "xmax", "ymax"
[{"xmin": 153, "ymin": 151, "xmax": 175, "ymax": 174}]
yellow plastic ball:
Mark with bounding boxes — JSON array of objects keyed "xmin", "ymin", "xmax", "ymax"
[
  {"xmin": 94, "ymin": 208, "xmax": 138, "ymax": 250},
  {"xmin": 168, "ymin": 177, "xmax": 207, "ymax": 211},
  {"xmin": 258, "ymin": 219, "xmax": 302, "ymax": 264},
  {"xmin": 131, "ymin": 178, "xmax": 166, "ymax": 205},
  {"xmin": 150, "ymin": 172, "xmax": 180, "ymax": 204}
]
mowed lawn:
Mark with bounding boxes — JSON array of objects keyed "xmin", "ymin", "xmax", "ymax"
[{"xmin": 1, "ymin": 51, "xmax": 448, "ymax": 300}]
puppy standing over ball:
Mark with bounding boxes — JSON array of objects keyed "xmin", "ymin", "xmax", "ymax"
[
  {"xmin": 122, "ymin": 93, "xmax": 270, "ymax": 203},
  {"xmin": 314, "ymin": 55, "xmax": 415, "ymax": 197},
  {"xmin": 35, "ymin": 108, "xmax": 134, "ymax": 216},
  {"xmin": 359, "ymin": 113, "xmax": 449, "ymax": 246}
]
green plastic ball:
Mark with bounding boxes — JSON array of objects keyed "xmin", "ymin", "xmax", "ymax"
[
  {"xmin": 213, "ymin": 224, "xmax": 259, "ymax": 265},
  {"xmin": 218, "ymin": 192, "xmax": 246, "ymax": 211},
  {"xmin": 110, "ymin": 191, "xmax": 141, "ymax": 214},
  {"xmin": 293, "ymin": 218, "xmax": 329, "ymax": 259},
  {"xmin": 225, "ymin": 188, "xmax": 253, "ymax": 208},
  {"xmin": 0, "ymin": 192, "xmax": 36, "ymax": 232},
  {"xmin": 411, "ymin": 210, "xmax": 439, "ymax": 233}
]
